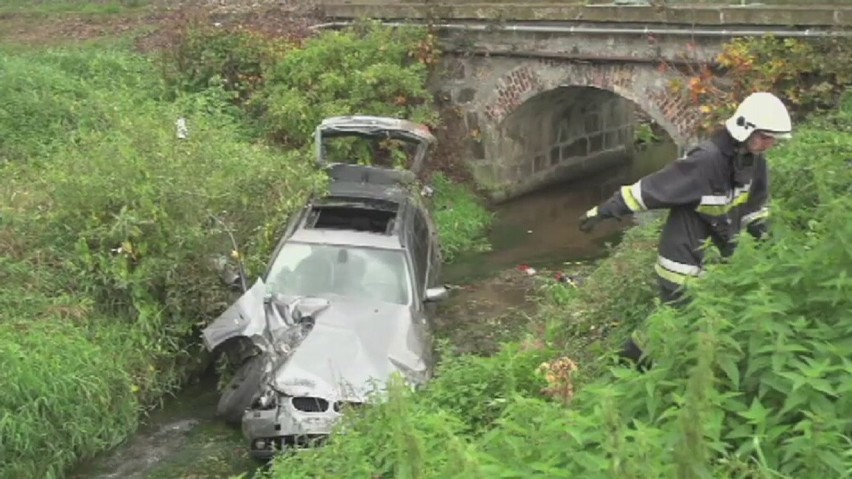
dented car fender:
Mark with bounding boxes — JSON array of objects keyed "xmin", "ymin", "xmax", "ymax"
[{"xmin": 202, "ymin": 278, "xmax": 271, "ymax": 353}]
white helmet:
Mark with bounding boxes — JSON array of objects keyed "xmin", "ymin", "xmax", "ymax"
[{"xmin": 724, "ymin": 92, "xmax": 792, "ymax": 142}]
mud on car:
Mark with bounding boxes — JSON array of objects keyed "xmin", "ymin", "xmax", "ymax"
[{"xmin": 201, "ymin": 116, "xmax": 448, "ymax": 460}]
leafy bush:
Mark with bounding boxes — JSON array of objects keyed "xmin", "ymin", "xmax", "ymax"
[
  {"xmin": 261, "ymin": 345, "xmax": 552, "ymax": 479},
  {"xmin": 419, "ymin": 343, "xmax": 553, "ymax": 435},
  {"xmin": 670, "ymin": 36, "xmax": 852, "ymax": 136},
  {"xmin": 159, "ymin": 20, "xmax": 291, "ymax": 104},
  {"xmin": 256, "ymin": 377, "xmax": 474, "ymax": 479},
  {"xmin": 248, "ymin": 21, "xmax": 440, "ymax": 148}
]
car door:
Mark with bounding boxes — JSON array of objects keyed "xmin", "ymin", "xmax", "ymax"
[
  {"xmin": 423, "ymin": 208, "xmax": 442, "ymax": 289},
  {"xmin": 409, "ymin": 206, "xmax": 430, "ymax": 302}
]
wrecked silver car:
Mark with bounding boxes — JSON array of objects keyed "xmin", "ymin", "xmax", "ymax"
[{"xmin": 201, "ymin": 115, "xmax": 447, "ymax": 459}]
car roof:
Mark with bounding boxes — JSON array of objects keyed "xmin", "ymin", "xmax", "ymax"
[{"xmin": 287, "ymin": 227, "xmax": 405, "ymax": 250}]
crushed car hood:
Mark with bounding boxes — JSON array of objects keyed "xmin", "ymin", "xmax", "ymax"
[{"xmin": 270, "ymin": 297, "xmax": 429, "ymax": 402}]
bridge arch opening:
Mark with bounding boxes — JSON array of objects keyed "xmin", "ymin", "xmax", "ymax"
[{"xmin": 493, "ymin": 85, "xmax": 677, "ymax": 201}]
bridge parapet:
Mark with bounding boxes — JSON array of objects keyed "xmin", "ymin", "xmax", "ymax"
[{"xmin": 318, "ymin": 2, "xmax": 852, "ymax": 28}]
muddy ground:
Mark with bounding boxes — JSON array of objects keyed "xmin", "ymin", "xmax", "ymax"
[{"xmin": 0, "ymin": 1, "xmax": 322, "ymax": 50}]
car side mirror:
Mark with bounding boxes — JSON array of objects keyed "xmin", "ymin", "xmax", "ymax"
[{"xmin": 424, "ymin": 286, "xmax": 448, "ymax": 303}]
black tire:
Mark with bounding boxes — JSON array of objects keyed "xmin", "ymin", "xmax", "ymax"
[{"xmin": 217, "ymin": 354, "xmax": 264, "ymax": 426}]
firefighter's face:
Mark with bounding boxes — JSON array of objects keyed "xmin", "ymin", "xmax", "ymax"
[{"xmin": 746, "ymin": 131, "xmax": 777, "ymax": 154}]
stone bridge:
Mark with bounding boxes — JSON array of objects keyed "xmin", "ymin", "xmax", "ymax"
[{"xmin": 315, "ymin": 2, "xmax": 852, "ymax": 200}]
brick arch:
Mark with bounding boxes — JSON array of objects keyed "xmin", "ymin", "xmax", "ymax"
[{"xmin": 482, "ymin": 61, "xmax": 698, "ymax": 147}]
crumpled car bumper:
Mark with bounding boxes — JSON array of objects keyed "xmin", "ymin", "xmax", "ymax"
[{"xmin": 242, "ymin": 395, "xmax": 360, "ymax": 459}]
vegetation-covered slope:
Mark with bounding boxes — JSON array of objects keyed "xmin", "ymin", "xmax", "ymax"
[{"xmin": 0, "ymin": 21, "xmax": 491, "ymax": 478}]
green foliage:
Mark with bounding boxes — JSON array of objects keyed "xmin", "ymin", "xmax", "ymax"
[
  {"xmin": 633, "ymin": 122, "xmax": 660, "ymax": 147},
  {"xmin": 0, "ymin": 47, "xmax": 160, "ymax": 162},
  {"xmin": 260, "ymin": 377, "xmax": 473, "ymax": 479},
  {"xmin": 419, "ymin": 343, "xmax": 552, "ymax": 435},
  {"xmin": 159, "ymin": 22, "xmax": 291, "ymax": 104},
  {"xmin": 430, "ymin": 173, "xmax": 493, "ymax": 263},
  {"xmin": 261, "ymin": 347, "xmax": 552, "ymax": 479},
  {"xmin": 0, "ymin": 45, "xmax": 323, "ymax": 478},
  {"xmin": 671, "ymin": 36, "xmax": 852, "ymax": 136},
  {"xmin": 541, "ymin": 221, "xmax": 661, "ymax": 380},
  {"xmin": 0, "ymin": 317, "xmax": 137, "ymax": 479},
  {"xmin": 261, "ymin": 92, "xmax": 852, "ymax": 479},
  {"xmin": 249, "ymin": 21, "xmax": 439, "ymax": 149}
]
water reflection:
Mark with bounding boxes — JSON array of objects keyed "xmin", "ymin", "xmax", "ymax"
[{"xmin": 445, "ymin": 140, "xmax": 678, "ymax": 282}]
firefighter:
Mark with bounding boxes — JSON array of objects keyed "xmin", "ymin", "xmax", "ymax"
[{"xmin": 578, "ymin": 91, "xmax": 793, "ymax": 368}]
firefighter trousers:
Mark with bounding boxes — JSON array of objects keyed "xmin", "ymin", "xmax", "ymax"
[{"xmin": 619, "ymin": 280, "xmax": 689, "ymax": 371}]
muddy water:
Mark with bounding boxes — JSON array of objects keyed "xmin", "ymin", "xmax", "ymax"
[
  {"xmin": 69, "ymin": 373, "xmax": 260, "ymax": 479},
  {"xmin": 69, "ymin": 140, "xmax": 677, "ymax": 478},
  {"xmin": 444, "ymin": 140, "xmax": 677, "ymax": 283}
]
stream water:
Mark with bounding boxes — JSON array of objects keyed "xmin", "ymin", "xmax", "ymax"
[
  {"xmin": 444, "ymin": 140, "xmax": 677, "ymax": 282},
  {"xmin": 69, "ymin": 140, "xmax": 677, "ymax": 479}
]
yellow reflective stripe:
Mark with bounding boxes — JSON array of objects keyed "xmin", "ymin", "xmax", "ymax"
[
  {"xmin": 657, "ymin": 255, "xmax": 704, "ymax": 276},
  {"xmin": 620, "ymin": 184, "xmax": 645, "ymax": 212},
  {"xmin": 655, "ymin": 255, "xmax": 704, "ymax": 286},
  {"xmin": 696, "ymin": 191, "xmax": 750, "ymax": 216},
  {"xmin": 654, "ymin": 263, "xmax": 694, "ymax": 286},
  {"xmin": 742, "ymin": 206, "xmax": 769, "ymax": 226},
  {"xmin": 586, "ymin": 206, "xmax": 599, "ymax": 217},
  {"xmin": 631, "ymin": 181, "xmax": 647, "ymax": 210}
]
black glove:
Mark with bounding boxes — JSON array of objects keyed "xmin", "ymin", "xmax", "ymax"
[
  {"xmin": 747, "ymin": 221, "xmax": 770, "ymax": 241},
  {"xmin": 579, "ymin": 206, "xmax": 605, "ymax": 233}
]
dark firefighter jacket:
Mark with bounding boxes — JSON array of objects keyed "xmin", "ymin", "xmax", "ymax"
[{"xmin": 592, "ymin": 128, "xmax": 770, "ymax": 291}]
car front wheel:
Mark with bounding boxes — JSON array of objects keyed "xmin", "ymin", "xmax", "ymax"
[{"xmin": 217, "ymin": 354, "xmax": 264, "ymax": 426}]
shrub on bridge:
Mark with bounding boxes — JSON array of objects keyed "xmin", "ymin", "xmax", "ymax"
[{"xmin": 670, "ymin": 36, "xmax": 852, "ymax": 136}]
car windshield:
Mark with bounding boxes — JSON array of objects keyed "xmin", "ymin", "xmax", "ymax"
[{"xmin": 265, "ymin": 242, "xmax": 411, "ymax": 305}]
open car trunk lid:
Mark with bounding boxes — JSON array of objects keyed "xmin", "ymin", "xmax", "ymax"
[{"xmin": 314, "ymin": 115, "xmax": 436, "ymax": 175}]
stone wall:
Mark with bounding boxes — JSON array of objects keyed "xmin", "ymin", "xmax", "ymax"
[{"xmin": 435, "ymin": 54, "xmax": 697, "ymax": 201}]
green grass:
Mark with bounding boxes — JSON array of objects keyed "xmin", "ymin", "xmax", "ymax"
[
  {"xmin": 0, "ymin": 0, "xmax": 151, "ymax": 16},
  {"xmin": 0, "ymin": 44, "xmax": 322, "ymax": 478}
]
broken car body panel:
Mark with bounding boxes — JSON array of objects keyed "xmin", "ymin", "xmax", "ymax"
[{"xmin": 201, "ymin": 279, "xmax": 268, "ymax": 353}]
